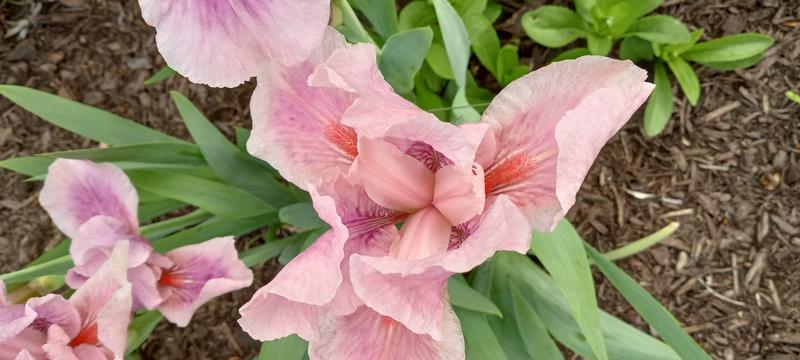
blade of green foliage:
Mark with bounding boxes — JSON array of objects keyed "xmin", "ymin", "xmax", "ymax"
[
  {"xmin": 170, "ymin": 92, "xmax": 294, "ymax": 207},
  {"xmin": 624, "ymin": 15, "xmax": 690, "ymax": 44},
  {"xmin": 352, "ymin": 0, "xmax": 399, "ymax": 40},
  {"xmin": 144, "ymin": 65, "xmax": 177, "ymax": 85},
  {"xmin": 333, "ymin": 0, "xmax": 375, "ymax": 44},
  {"xmin": 42, "ymin": 143, "xmax": 205, "ymax": 166},
  {"xmin": 585, "ymin": 243, "xmax": 712, "ymax": 360},
  {"xmin": 0, "ymin": 85, "xmax": 186, "ymax": 146},
  {"xmin": 573, "ymin": 0, "xmax": 596, "ymax": 21},
  {"xmin": 682, "ymin": 33, "xmax": 773, "ymax": 64},
  {"xmin": 619, "ymin": 36, "xmax": 654, "ymax": 62},
  {"xmin": 521, "ymin": 6, "xmax": 585, "ymax": 48},
  {"xmin": 448, "ymin": 275, "xmax": 502, "ymax": 317},
  {"xmin": 464, "ymin": 13, "xmax": 500, "ymax": 76},
  {"xmin": 0, "ymin": 156, "xmax": 53, "ymax": 176},
  {"xmin": 451, "ymin": 0, "xmax": 487, "ymax": 15},
  {"xmin": 451, "ymin": 87, "xmax": 482, "ymax": 124},
  {"xmin": 398, "ymin": 1, "xmax": 437, "ymax": 31},
  {"xmin": 26, "ymin": 241, "xmax": 70, "ymax": 267},
  {"xmin": 278, "ymin": 202, "xmax": 326, "ymax": 232},
  {"xmin": 550, "ymin": 47, "xmax": 591, "ymax": 62},
  {"xmin": 587, "ymin": 33, "xmax": 612, "ymax": 55},
  {"xmin": 509, "ymin": 285, "xmax": 564, "ymax": 359},
  {"xmin": 605, "ymin": 0, "xmax": 663, "ymax": 36},
  {"xmin": 259, "ymin": 335, "xmax": 308, "ymax": 360},
  {"xmin": 138, "ymin": 198, "xmax": 186, "ymax": 222},
  {"xmin": 644, "ymin": 61, "xmax": 673, "ymax": 137},
  {"xmin": 484, "ymin": 2, "xmax": 502, "ymax": 23},
  {"xmin": 454, "ymin": 307, "xmax": 509, "ymax": 360},
  {"xmin": 153, "ymin": 214, "xmax": 275, "ymax": 253},
  {"xmin": 240, "ymin": 235, "xmax": 298, "ymax": 267},
  {"xmin": 473, "ymin": 252, "xmax": 681, "ymax": 359},
  {"xmin": 666, "ymin": 57, "xmax": 700, "ymax": 106},
  {"xmin": 664, "ymin": 28, "xmax": 704, "ymax": 55},
  {"xmin": 378, "ymin": 27, "xmax": 433, "ymax": 95},
  {"xmin": 278, "ymin": 228, "xmax": 326, "ymax": 265},
  {"xmin": 0, "ymin": 255, "xmax": 72, "ymax": 284},
  {"xmin": 700, "ymin": 52, "xmax": 765, "ymax": 71},
  {"xmin": 126, "ymin": 311, "xmax": 163, "ymax": 354},
  {"xmin": 496, "ymin": 44, "xmax": 529, "ymax": 86},
  {"xmin": 127, "ymin": 169, "xmax": 273, "ymax": 219},
  {"xmin": 140, "ymin": 210, "xmax": 212, "ymax": 241},
  {"xmin": 787, "ymin": 90, "xmax": 800, "ymax": 105},
  {"xmin": 432, "ymin": 0, "xmax": 471, "ymax": 88},
  {"xmin": 530, "ymin": 220, "xmax": 607, "ymax": 360},
  {"xmin": 603, "ymin": 222, "xmax": 679, "ymax": 261}
]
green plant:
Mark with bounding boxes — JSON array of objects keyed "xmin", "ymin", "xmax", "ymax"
[{"xmin": 521, "ymin": 0, "xmax": 774, "ymax": 137}]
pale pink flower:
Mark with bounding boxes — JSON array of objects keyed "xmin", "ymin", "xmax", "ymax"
[
  {"xmin": 240, "ymin": 26, "xmax": 652, "ymax": 358},
  {"xmin": 39, "ymin": 159, "xmax": 253, "ymax": 325},
  {"xmin": 0, "ymin": 241, "xmax": 132, "ymax": 360},
  {"xmin": 137, "ymin": 0, "xmax": 331, "ymax": 87}
]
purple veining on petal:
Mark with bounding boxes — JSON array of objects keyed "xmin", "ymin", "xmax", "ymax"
[
  {"xmin": 404, "ymin": 141, "xmax": 453, "ymax": 173},
  {"xmin": 158, "ymin": 257, "xmax": 227, "ymax": 305},
  {"xmin": 69, "ymin": 175, "xmax": 136, "ymax": 235}
]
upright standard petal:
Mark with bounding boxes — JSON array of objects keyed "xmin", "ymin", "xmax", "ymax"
[
  {"xmin": 308, "ymin": 43, "xmax": 487, "ymax": 167},
  {"xmin": 348, "ymin": 196, "xmax": 529, "ymax": 340},
  {"xmin": 138, "ymin": 0, "xmax": 330, "ymax": 87},
  {"xmin": 39, "ymin": 159, "xmax": 139, "ymax": 240},
  {"xmin": 351, "ymin": 138, "xmax": 435, "ymax": 213},
  {"xmin": 432, "ymin": 164, "xmax": 485, "ymax": 226},
  {"xmin": 479, "ymin": 56, "xmax": 653, "ymax": 231},
  {"xmin": 247, "ymin": 28, "xmax": 359, "ymax": 190},
  {"xmin": 308, "ymin": 306, "xmax": 464, "ymax": 360},
  {"xmin": 157, "ymin": 237, "xmax": 253, "ymax": 327}
]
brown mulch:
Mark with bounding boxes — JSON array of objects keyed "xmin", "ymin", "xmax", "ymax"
[{"xmin": 1, "ymin": 0, "xmax": 798, "ymax": 359}]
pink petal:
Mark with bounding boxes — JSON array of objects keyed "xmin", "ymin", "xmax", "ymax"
[
  {"xmin": 0, "ymin": 328, "xmax": 47, "ymax": 360},
  {"xmin": 351, "ymin": 138, "xmax": 434, "ymax": 213},
  {"xmin": 14, "ymin": 349, "xmax": 36, "ymax": 360},
  {"xmin": 433, "ymin": 164, "xmax": 485, "ymax": 226},
  {"xmin": 0, "ymin": 280, "xmax": 6, "ymax": 305},
  {"xmin": 309, "ymin": 44, "xmax": 487, "ymax": 168},
  {"xmin": 138, "ymin": 0, "xmax": 330, "ymax": 87},
  {"xmin": 389, "ymin": 207, "xmax": 452, "ymax": 262},
  {"xmin": 238, "ymin": 292, "xmax": 322, "ymax": 341},
  {"xmin": 71, "ymin": 216, "xmax": 152, "ymax": 267},
  {"xmin": 0, "ymin": 295, "xmax": 81, "ymax": 358},
  {"xmin": 308, "ymin": 305, "xmax": 464, "ymax": 360},
  {"xmin": 247, "ymin": 28, "xmax": 359, "ymax": 190},
  {"xmin": 479, "ymin": 56, "xmax": 653, "ymax": 231},
  {"xmin": 39, "ymin": 159, "xmax": 139, "ymax": 240},
  {"xmin": 157, "ymin": 237, "xmax": 253, "ymax": 327},
  {"xmin": 348, "ymin": 196, "xmax": 528, "ymax": 339},
  {"xmin": 69, "ymin": 242, "xmax": 132, "ymax": 359}
]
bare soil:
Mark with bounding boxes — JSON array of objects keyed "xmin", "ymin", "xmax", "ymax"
[{"xmin": 1, "ymin": 0, "xmax": 798, "ymax": 359}]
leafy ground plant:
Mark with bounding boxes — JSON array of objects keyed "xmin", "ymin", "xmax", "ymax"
[
  {"xmin": 522, "ymin": 0, "xmax": 774, "ymax": 137},
  {"xmin": 0, "ymin": 0, "xmax": 716, "ymax": 359}
]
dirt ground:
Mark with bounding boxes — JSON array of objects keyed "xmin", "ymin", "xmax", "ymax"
[{"xmin": 0, "ymin": 0, "xmax": 798, "ymax": 359}]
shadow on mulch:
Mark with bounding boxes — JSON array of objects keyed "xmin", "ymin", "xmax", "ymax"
[{"xmin": 1, "ymin": 0, "xmax": 798, "ymax": 358}]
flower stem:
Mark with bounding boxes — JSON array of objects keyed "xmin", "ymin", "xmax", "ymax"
[{"xmin": 603, "ymin": 222, "xmax": 680, "ymax": 262}]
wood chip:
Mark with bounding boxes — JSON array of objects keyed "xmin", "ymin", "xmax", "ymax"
[
  {"xmin": 771, "ymin": 215, "xmax": 799, "ymax": 235},
  {"xmin": 703, "ymin": 101, "xmax": 741, "ymax": 122}
]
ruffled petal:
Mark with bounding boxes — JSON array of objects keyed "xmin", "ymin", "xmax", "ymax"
[
  {"xmin": 71, "ymin": 216, "xmax": 152, "ymax": 267},
  {"xmin": 309, "ymin": 44, "xmax": 487, "ymax": 167},
  {"xmin": 433, "ymin": 164, "xmax": 485, "ymax": 226},
  {"xmin": 39, "ymin": 159, "xmax": 139, "ymax": 240},
  {"xmin": 138, "ymin": 0, "xmax": 330, "ymax": 87},
  {"xmin": 308, "ymin": 305, "xmax": 464, "ymax": 360},
  {"xmin": 247, "ymin": 28, "xmax": 360, "ymax": 191},
  {"xmin": 157, "ymin": 237, "xmax": 253, "ymax": 327},
  {"xmin": 479, "ymin": 56, "xmax": 653, "ymax": 231},
  {"xmin": 69, "ymin": 242, "xmax": 132, "ymax": 358},
  {"xmin": 351, "ymin": 138, "xmax": 434, "ymax": 213},
  {"xmin": 13, "ymin": 349, "xmax": 35, "ymax": 360}
]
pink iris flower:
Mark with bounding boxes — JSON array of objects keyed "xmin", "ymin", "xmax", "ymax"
[
  {"xmin": 137, "ymin": 0, "xmax": 331, "ymax": 87},
  {"xmin": 239, "ymin": 27, "xmax": 653, "ymax": 358},
  {"xmin": 39, "ymin": 159, "xmax": 253, "ymax": 326},
  {"xmin": 0, "ymin": 241, "xmax": 132, "ymax": 360}
]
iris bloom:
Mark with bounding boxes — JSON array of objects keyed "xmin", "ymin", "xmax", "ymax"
[
  {"xmin": 39, "ymin": 159, "xmax": 253, "ymax": 326},
  {"xmin": 0, "ymin": 241, "xmax": 131, "ymax": 360},
  {"xmin": 137, "ymin": 0, "xmax": 330, "ymax": 87},
  {"xmin": 239, "ymin": 28, "xmax": 653, "ymax": 358}
]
